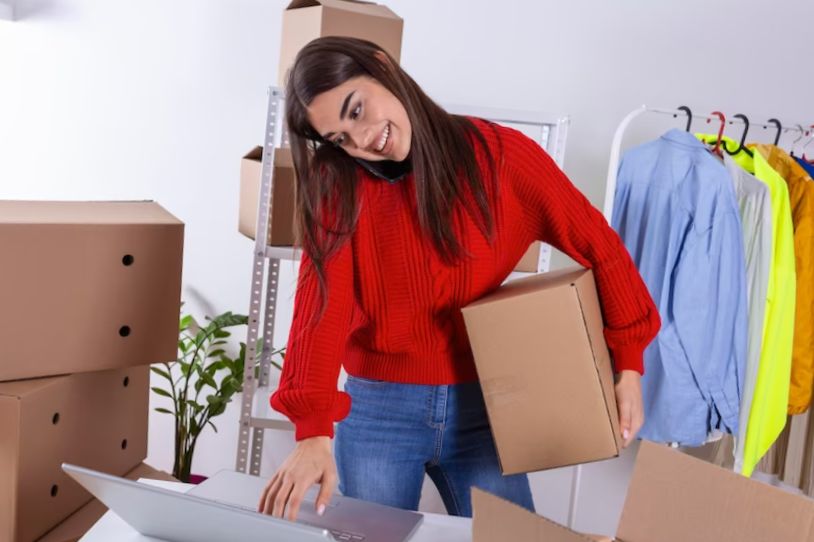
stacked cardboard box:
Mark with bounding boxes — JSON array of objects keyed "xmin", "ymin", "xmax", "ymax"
[{"xmin": 0, "ymin": 201, "xmax": 184, "ymax": 542}]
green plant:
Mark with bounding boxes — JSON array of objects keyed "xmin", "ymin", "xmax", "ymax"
[{"xmin": 151, "ymin": 306, "xmax": 284, "ymax": 482}]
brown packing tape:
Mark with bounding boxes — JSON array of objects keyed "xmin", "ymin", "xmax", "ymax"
[
  {"xmin": 35, "ymin": 464, "xmax": 177, "ymax": 542},
  {"xmin": 480, "ymin": 376, "xmax": 530, "ymax": 408}
]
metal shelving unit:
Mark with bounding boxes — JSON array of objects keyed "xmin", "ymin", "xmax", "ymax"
[{"xmin": 235, "ymin": 86, "xmax": 570, "ymax": 476}]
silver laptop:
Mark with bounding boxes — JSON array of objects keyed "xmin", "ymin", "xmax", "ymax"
[
  {"xmin": 188, "ymin": 469, "xmax": 424, "ymax": 542},
  {"xmin": 62, "ymin": 463, "xmax": 334, "ymax": 542}
]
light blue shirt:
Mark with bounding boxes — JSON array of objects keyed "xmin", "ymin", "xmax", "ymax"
[{"xmin": 611, "ymin": 129, "xmax": 748, "ymax": 446}]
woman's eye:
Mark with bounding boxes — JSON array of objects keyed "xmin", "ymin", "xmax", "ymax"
[
  {"xmin": 350, "ymin": 104, "xmax": 361, "ymax": 120},
  {"xmin": 335, "ymin": 134, "xmax": 347, "ymax": 146}
]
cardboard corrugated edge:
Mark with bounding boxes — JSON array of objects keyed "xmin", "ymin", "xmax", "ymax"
[
  {"xmin": 0, "ymin": 200, "xmax": 183, "ymax": 225},
  {"xmin": 35, "ymin": 464, "xmax": 177, "ymax": 542},
  {"xmin": 471, "ymin": 487, "xmax": 607, "ymax": 542},
  {"xmin": 287, "ymin": 0, "xmax": 401, "ymax": 19},
  {"xmin": 0, "ymin": 395, "xmax": 20, "ymax": 542},
  {"xmin": 573, "ymin": 270, "xmax": 622, "ymax": 453}
]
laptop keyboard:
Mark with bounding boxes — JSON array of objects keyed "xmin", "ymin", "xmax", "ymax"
[
  {"xmin": 328, "ymin": 529, "xmax": 365, "ymax": 541},
  {"xmin": 299, "ymin": 520, "xmax": 364, "ymax": 540}
]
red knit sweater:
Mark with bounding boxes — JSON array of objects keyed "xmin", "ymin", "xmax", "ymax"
[{"xmin": 271, "ymin": 120, "xmax": 660, "ymax": 441}]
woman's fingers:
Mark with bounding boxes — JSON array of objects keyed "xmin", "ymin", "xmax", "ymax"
[
  {"xmin": 272, "ymin": 477, "xmax": 295, "ymax": 518},
  {"xmin": 258, "ymin": 472, "xmax": 279, "ymax": 513}
]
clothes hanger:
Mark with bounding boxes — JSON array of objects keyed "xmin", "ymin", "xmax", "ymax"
[
  {"xmin": 726, "ymin": 114, "xmax": 754, "ymax": 158},
  {"xmin": 705, "ymin": 111, "xmax": 726, "ymax": 158},
  {"xmin": 767, "ymin": 118, "xmax": 782, "ymax": 147},
  {"xmin": 803, "ymin": 125, "xmax": 814, "ymax": 164},
  {"xmin": 790, "ymin": 124, "xmax": 806, "ymax": 157},
  {"xmin": 676, "ymin": 106, "xmax": 693, "ymax": 132}
]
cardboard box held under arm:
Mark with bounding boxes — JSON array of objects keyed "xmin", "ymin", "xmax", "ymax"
[
  {"xmin": 473, "ymin": 441, "xmax": 814, "ymax": 542},
  {"xmin": 0, "ymin": 366, "xmax": 149, "ymax": 542},
  {"xmin": 461, "ymin": 267, "xmax": 622, "ymax": 475},
  {"xmin": 0, "ymin": 201, "xmax": 183, "ymax": 383}
]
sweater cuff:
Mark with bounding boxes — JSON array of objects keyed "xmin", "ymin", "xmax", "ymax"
[
  {"xmin": 293, "ymin": 413, "xmax": 337, "ymax": 442},
  {"xmin": 611, "ymin": 344, "xmax": 645, "ymax": 375}
]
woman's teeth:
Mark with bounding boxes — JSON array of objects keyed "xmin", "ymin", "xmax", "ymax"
[{"xmin": 375, "ymin": 124, "xmax": 390, "ymax": 152}]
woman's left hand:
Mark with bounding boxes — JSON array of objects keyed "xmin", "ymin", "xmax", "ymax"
[{"xmin": 615, "ymin": 370, "xmax": 644, "ymax": 448}]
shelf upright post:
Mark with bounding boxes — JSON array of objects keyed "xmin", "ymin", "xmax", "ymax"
[{"xmin": 236, "ymin": 87, "xmax": 287, "ymax": 475}]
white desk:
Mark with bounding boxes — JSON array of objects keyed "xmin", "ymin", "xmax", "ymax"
[{"xmin": 79, "ymin": 479, "xmax": 473, "ymax": 542}]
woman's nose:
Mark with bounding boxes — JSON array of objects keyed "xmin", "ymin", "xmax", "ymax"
[{"xmin": 352, "ymin": 126, "xmax": 374, "ymax": 151}]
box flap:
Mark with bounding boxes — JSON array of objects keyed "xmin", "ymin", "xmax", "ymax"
[
  {"xmin": 275, "ymin": 147, "xmax": 294, "ymax": 168},
  {"xmin": 241, "ymin": 147, "xmax": 293, "ymax": 168},
  {"xmin": 243, "ymin": 146, "xmax": 263, "ymax": 161},
  {"xmin": 0, "ymin": 201, "xmax": 183, "ymax": 225},
  {"xmin": 472, "ymin": 488, "xmax": 596, "ymax": 542},
  {"xmin": 287, "ymin": 0, "xmax": 400, "ymax": 19},
  {"xmin": 618, "ymin": 442, "xmax": 814, "ymax": 542},
  {"xmin": 0, "ymin": 375, "xmax": 63, "ymax": 399},
  {"xmin": 464, "ymin": 268, "xmax": 590, "ymax": 310}
]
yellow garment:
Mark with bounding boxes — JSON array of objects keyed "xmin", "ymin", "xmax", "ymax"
[
  {"xmin": 751, "ymin": 144, "xmax": 814, "ymax": 415},
  {"xmin": 696, "ymin": 135, "xmax": 795, "ymax": 477}
]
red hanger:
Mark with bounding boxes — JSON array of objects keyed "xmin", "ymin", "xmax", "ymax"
[{"xmin": 705, "ymin": 111, "xmax": 726, "ymax": 158}]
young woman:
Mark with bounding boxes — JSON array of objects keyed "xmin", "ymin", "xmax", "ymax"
[{"xmin": 258, "ymin": 36, "xmax": 660, "ymax": 521}]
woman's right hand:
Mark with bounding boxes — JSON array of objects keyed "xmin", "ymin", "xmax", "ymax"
[{"xmin": 257, "ymin": 436, "xmax": 337, "ymax": 521}]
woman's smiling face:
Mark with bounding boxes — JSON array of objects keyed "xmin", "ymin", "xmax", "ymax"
[{"xmin": 306, "ymin": 75, "xmax": 412, "ymax": 162}]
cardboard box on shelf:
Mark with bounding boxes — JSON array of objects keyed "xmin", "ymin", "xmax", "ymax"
[
  {"xmin": 0, "ymin": 201, "xmax": 183, "ymax": 383},
  {"xmin": 461, "ymin": 267, "xmax": 621, "ymax": 475},
  {"xmin": 35, "ymin": 463, "xmax": 177, "ymax": 542},
  {"xmin": 238, "ymin": 147, "xmax": 297, "ymax": 246},
  {"xmin": 0, "ymin": 366, "xmax": 149, "ymax": 542},
  {"xmin": 473, "ymin": 441, "xmax": 814, "ymax": 542},
  {"xmin": 278, "ymin": 0, "xmax": 403, "ymax": 87},
  {"xmin": 514, "ymin": 242, "xmax": 545, "ymax": 273}
]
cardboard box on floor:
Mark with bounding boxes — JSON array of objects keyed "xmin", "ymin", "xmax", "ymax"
[
  {"xmin": 35, "ymin": 463, "xmax": 177, "ymax": 542},
  {"xmin": 238, "ymin": 147, "xmax": 297, "ymax": 246},
  {"xmin": 0, "ymin": 201, "xmax": 183, "ymax": 383},
  {"xmin": 462, "ymin": 267, "xmax": 622, "ymax": 475},
  {"xmin": 277, "ymin": 0, "xmax": 403, "ymax": 87},
  {"xmin": 0, "ymin": 366, "xmax": 149, "ymax": 542},
  {"xmin": 473, "ymin": 441, "xmax": 814, "ymax": 541}
]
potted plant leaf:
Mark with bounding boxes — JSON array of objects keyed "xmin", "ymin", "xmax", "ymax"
[{"xmin": 151, "ymin": 306, "xmax": 284, "ymax": 483}]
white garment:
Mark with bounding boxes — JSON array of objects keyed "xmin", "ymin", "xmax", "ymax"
[{"xmin": 724, "ymin": 154, "xmax": 773, "ymax": 474}]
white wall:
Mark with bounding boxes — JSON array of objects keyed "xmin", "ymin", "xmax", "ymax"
[{"xmin": 2, "ymin": 0, "xmax": 813, "ymax": 536}]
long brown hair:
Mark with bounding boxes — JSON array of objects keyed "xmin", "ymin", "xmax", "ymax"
[{"xmin": 285, "ymin": 37, "xmax": 499, "ymax": 310}]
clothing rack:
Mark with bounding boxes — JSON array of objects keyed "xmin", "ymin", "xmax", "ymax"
[
  {"xmin": 604, "ymin": 105, "xmax": 809, "ymax": 224},
  {"xmin": 588, "ymin": 104, "xmax": 813, "ymax": 528}
]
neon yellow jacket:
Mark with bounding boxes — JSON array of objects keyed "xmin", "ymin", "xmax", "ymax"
[
  {"xmin": 697, "ymin": 135, "xmax": 795, "ymax": 477},
  {"xmin": 752, "ymin": 144, "xmax": 814, "ymax": 415}
]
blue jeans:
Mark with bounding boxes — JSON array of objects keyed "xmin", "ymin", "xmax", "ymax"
[{"xmin": 334, "ymin": 376, "xmax": 535, "ymax": 517}]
